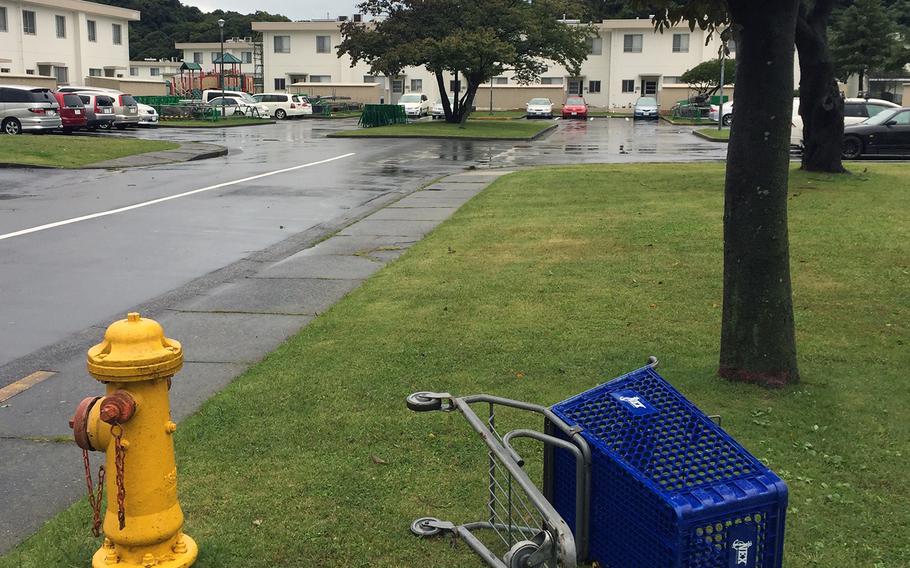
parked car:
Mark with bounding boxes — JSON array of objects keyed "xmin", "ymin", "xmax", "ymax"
[
  {"xmin": 633, "ymin": 96, "xmax": 659, "ymax": 120},
  {"xmin": 206, "ymin": 97, "xmax": 269, "ymax": 117},
  {"xmin": 253, "ymin": 93, "xmax": 313, "ymax": 119},
  {"xmin": 202, "ymin": 89, "xmax": 262, "ymax": 106},
  {"xmin": 843, "ymin": 97, "xmax": 900, "ymax": 125},
  {"xmin": 137, "ymin": 103, "xmax": 159, "ymax": 127},
  {"xmin": 709, "ymin": 101, "xmax": 734, "ymax": 126},
  {"xmin": 0, "ymin": 85, "xmax": 62, "ymax": 134},
  {"xmin": 561, "ymin": 96, "xmax": 588, "ymax": 119},
  {"xmin": 526, "ymin": 98, "xmax": 553, "ymax": 119},
  {"xmin": 841, "ymin": 106, "xmax": 910, "ymax": 159},
  {"xmin": 431, "ymin": 101, "xmax": 446, "ymax": 119},
  {"xmin": 55, "ymin": 87, "xmax": 137, "ymax": 128},
  {"xmin": 51, "ymin": 92, "xmax": 88, "ymax": 131},
  {"xmin": 75, "ymin": 93, "xmax": 116, "ymax": 131},
  {"xmin": 398, "ymin": 93, "xmax": 432, "ymax": 117}
]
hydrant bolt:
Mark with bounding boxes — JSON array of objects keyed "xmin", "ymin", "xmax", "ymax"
[{"xmin": 99, "ymin": 391, "xmax": 137, "ymax": 425}]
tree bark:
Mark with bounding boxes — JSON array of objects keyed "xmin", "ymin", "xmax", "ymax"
[
  {"xmin": 434, "ymin": 70, "xmax": 454, "ymax": 122},
  {"xmin": 796, "ymin": 0, "xmax": 846, "ymax": 173},
  {"xmin": 719, "ymin": 0, "xmax": 801, "ymax": 387},
  {"xmin": 458, "ymin": 81, "xmax": 480, "ymax": 127}
]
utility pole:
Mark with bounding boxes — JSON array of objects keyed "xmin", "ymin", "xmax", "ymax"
[
  {"xmin": 718, "ymin": 42, "xmax": 725, "ymax": 131},
  {"xmin": 218, "ymin": 18, "xmax": 225, "ymax": 118}
]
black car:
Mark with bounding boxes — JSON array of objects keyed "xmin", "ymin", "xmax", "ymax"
[{"xmin": 842, "ymin": 107, "xmax": 910, "ymax": 159}]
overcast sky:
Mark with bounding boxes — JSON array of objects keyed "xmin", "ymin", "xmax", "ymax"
[{"xmin": 182, "ymin": 0, "xmax": 361, "ymax": 20}]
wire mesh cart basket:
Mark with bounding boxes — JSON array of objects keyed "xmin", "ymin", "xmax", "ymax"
[{"xmin": 407, "ymin": 357, "xmax": 788, "ymax": 568}]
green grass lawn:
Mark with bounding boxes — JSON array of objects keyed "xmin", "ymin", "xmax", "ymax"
[
  {"xmin": 470, "ymin": 110, "xmax": 528, "ymax": 120},
  {"xmin": 2, "ymin": 163, "xmax": 908, "ymax": 567},
  {"xmin": 329, "ymin": 119, "xmax": 553, "ymax": 139},
  {"xmin": 0, "ymin": 135, "xmax": 178, "ymax": 168},
  {"xmin": 159, "ymin": 117, "xmax": 274, "ymax": 128},
  {"xmin": 695, "ymin": 127, "xmax": 731, "ymax": 141},
  {"xmin": 663, "ymin": 116, "xmax": 719, "ymax": 126}
]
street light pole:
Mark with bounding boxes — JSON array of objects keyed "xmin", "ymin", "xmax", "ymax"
[
  {"xmin": 718, "ymin": 43, "xmax": 725, "ymax": 132},
  {"xmin": 218, "ymin": 18, "xmax": 225, "ymax": 118}
]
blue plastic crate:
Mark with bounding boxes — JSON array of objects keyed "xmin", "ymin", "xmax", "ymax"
[{"xmin": 550, "ymin": 365, "xmax": 787, "ymax": 568}]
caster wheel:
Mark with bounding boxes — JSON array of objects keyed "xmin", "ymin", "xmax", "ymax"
[
  {"xmin": 406, "ymin": 392, "xmax": 442, "ymax": 412},
  {"xmin": 410, "ymin": 517, "xmax": 441, "ymax": 537},
  {"xmin": 505, "ymin": 540, "xmax": 539, "ymax": 568}
]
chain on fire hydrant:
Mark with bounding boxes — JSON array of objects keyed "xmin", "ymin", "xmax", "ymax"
[{"xmin": 70, "ymin": 313, "xmax": 198, "ymax": 568}]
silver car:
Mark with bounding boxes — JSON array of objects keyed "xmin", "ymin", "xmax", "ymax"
[
  {"xmin": 633, "ymin": 96, "xmax": 660, "ymax": 120},
  {"xmin": 0, "ymin": 85, "xmax": 62, "ymax": 134},
  {"xmin": 58, "ymin": 87, "xmax": 139, "ymax": 128}
]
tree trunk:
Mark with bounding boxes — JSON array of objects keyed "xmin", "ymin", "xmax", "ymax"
[
  {"xmin": 720, "ymin": 0, "xmax": 801, "ymax": 387},
  {"xmin": 796, "ymin": 1, "xmax": 846, "ymax": 173},
  {"xmin": 458, "ymin": 81, "xmax": 480, "ymax": 127},
  {"xmin": 434, "ymin": 70, "xmax": 453, "ymax": 122}
]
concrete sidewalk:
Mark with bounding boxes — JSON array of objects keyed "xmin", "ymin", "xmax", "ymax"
[{"xmin": 0, "ymin": 168, "xmax": 511, "ymax": 553}]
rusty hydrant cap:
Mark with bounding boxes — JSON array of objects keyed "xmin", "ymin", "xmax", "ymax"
[{"xmin": 87, "ymin": 313, "xmax": 183, "ymax": 382}]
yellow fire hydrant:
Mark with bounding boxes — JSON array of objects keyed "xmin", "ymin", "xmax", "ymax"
[{"xmin": 70, "ymin": 313, "xmax": 198, "ymax": 568}]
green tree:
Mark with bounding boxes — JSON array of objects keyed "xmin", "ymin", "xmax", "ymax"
[
  {"xmin": 641, "ymin": 0, "xmax": 801, "ymax": 387},
  {"xmin": 338, "ymin": 0, "xmax": 593, "ymax": 124},
  {"xmin": 830, "ymin": 0, "xmax": 896, "ymax": 89},
  {"xmin": 679, "ymin": 58, "xmax": 736, "ymax": 94}
]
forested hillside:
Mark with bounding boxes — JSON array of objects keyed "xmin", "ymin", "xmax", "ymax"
[{"xmin": 96, "ymin": 0, "xmax": 290, "ymax": 59}]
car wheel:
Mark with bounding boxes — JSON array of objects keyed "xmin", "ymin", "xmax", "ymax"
[
  {"xmin": 722, "ymin": 114, "xmax": 733, "ymax": 127},
  {"xmin": 98, "ymin": 122, "xmax": 111, "ymax": 130},
  {"xmin": 275, "ymin": 108, "xmax": 287, "ymax": 120},
  {"xmin": 2, "ymin": 118, "xmax": 23, "ymax": 135},
  {"xmin": 841, "ymin": 136, "xmax": 863, "ymax": 159}
]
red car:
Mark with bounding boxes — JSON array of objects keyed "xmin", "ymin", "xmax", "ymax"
[
  {"xmin": 561, "ymin": 96, "xmax": 588, "ymax": 119},
  {"xmin": 52, "ymin": 92, "xmax": 88, "ymax": 131}
]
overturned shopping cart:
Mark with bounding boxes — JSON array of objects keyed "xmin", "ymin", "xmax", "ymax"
[{"xmin": 406, "ymin": 357, "xmax": 788, "ymax": 568}]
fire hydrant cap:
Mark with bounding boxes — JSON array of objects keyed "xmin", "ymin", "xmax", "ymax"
[{"xmin": 87, "ymin": 313, "xmax": 183, "ymax": 381}]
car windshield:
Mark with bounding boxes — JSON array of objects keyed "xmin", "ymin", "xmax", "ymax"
[
  {"xmin": 528, "ymin": 98, "xmax": 550, "ymax": 105},
  {"xmin": 399, "ymin": 94, "xmax": 422, "ymax": 103},
  {"xmin": 864, "ymin": 108, "xmax": 900, "ymax": 125},
  {"xmin": 637, "ymin": 97, "xmax": 657, "ymax": 106},
  {"xmin": 566, "ymin": 97, "xmax": 585, "ymax": 105}
]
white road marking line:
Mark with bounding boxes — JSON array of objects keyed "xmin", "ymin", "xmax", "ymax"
[{"xmin": 0, "ymin": 152, "xmax": 357, "ymax": 242}]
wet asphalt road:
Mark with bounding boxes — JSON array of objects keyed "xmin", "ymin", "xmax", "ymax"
[{"xmin": 0, "ymin": 117, "xmax": 727, "ymax": 378}]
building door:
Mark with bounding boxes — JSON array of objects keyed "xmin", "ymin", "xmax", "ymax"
[
  {"xmin": 391, "ymin": 78, "xmax": 404, "ymax": 103},
  {"xmin": 640, "ymin": 77, "xmax": 658, "ymax": 96},
  {"xmin": 568, "ymin": 78, "xmax": 584, "ymax": 96}
]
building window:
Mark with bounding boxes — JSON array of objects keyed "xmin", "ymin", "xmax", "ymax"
[
  {"xmin": 621, "ymin": 79, "xmax": 635, "ymax": 93},
  {"xmin": 112, "ymin": 23, "xmax": 122, "ymax": 45},
  {"xmin": 105, "ymin": 68, "xmax": 115, "ymax": 77},
  {"xmin": 663, "ymin": 76, "xmax": 682, "ymax": 84},
  {"xmin": 310, "ymin": 75, "xmax": 331, "ymax": 83},
  {"xmin": 1, "ymin": 68, "xmax": 9, "ymax": 73},
  {"xmin": 623, "ymin": 34, "xmax": 642, "ymax": 53},
  {"xmin": 274, "ymin": 78, "xmax": 286, "ymax": 90},
  {"xmin": 193, "ymin": 51, "xmax": 203, "ymax": 64},
  {"xmin": 672, "ymin": 33, "xmax": 690, "ymax": 53},
  {"xmin": 449, "ymin": 79, "xmax": 461, "ymax": 92},
  {"xmin": 363, "ymin": 75, "xmax": 377, "ymax": 83},
  {"xmin": 89, "ymin": 68, "xmax": 103, "ymax": 77},
  {"xmin": 38, "ymin": 64, "xmax": 51, "ymax": 76},
  {"xmin": 587, "ymin": 36, "xmax": 602, "ymax": 56},
  {"xmin": 53, "ymin": 66, "xmax": 68, "ymax": 84},
  {"xmin": 87, "ymin": 20, "xmax": 96, "ymax": 41},
  {"xmin": 410, "ymin": 79, "xmax": 422, "ymax": 92},
  {"xmin": 22, "ymin": 10, "xmax": 36, "ymax": 35},
  {"xmin": 242, "ymin": 51, "xmax": 252, "ymax": 64},
  {"xmin": 316, "ymin": 35, "xmax": 331, "ymax": 53},
  {"xmin": 26, "ymin": 69, "xmax": 34, "ymax": 75},
  {"xmin": 274, "ymin": 35, "xmax": 290, "ymax": 53},
  {"xmin": 211, "ymin": 52, "xmax": 218, "ymax": 63},
  {"xmin": 129, "ymin": 67, "xmax": 138, "ymax": 76},
  {"xmin": 541, "ymin": 77, "xmax": 563, "ymax": 85},
  {"xmin": 55, "ymin": 15, "xmax": 65, "ymax": 38},
  {"xmin": 150, "ymin": 67, "xmax": 160, "ymax": 77},
  {"xmin": 494, "ymin": 76, "xmax": 508, "ymax": 85},
  {"xmin": 0, "ymin": 7, "xmax": 7, "ymax": 33},
  {"xmin": 588, "ymin": 80, "xmax": 601, "ymax": 93}
]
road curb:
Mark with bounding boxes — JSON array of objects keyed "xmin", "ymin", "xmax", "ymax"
[
  {"xmin": 328, "ymin": 122, "xmax": 557, "ymax": 142},
  {"xmin": 692, "ymin": 129, "xmax": 730, "ymax": 143},
  {"xmin": 157, "ymin": 120, "xmax": 276, "ymax": 128}
]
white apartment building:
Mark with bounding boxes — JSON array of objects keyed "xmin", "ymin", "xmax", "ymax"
[
  {"xmin": 128, "ymin": 58, "xmax": 180, "ymax": 82},
  {"xmin": 175, "ymin": 39, "xmax": 255, "ymax": 75},
  {"xmin": 251, "ymin": 19, "xmax": 726, "ymax": 108},
  {"xmin": 0, "ymin": 0, "xmax": 138, "ymax": 84}
]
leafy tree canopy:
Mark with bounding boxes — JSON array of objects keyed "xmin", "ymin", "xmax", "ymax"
[
  {"xmin": 95, "ymin": 0, "xmax": 290, "ymax": 59},
  {"xmin": 338, "ymin": 0, "xmax": 594, "ymax": 123},
  {"xmin": 829, "ymin": 0, "xmax": 901, "ymax": 83},
  {"xmin": 680, "ymin": 58, "xmax": 736, "ymax": 93}
]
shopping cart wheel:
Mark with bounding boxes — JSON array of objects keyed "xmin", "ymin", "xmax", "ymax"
[
  {"xmin": 406, "ymin": 392, "xmax": 443, "ymax": 412},
  {"xmin": 504, "ymin": 540, "xmax": 539, "ymax": 568},
  {"xmin": 410, "ymin": 517, "xmax": 442, "ymax": 537}
]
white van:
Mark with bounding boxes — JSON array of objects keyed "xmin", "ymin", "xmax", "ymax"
[
  {"xmin": 202, "ymin": 89, "xmax": 259, "ymax": 105},
  {"xmin": 252, "ymin": 93, "xmax": 313, "ymax": 119}
]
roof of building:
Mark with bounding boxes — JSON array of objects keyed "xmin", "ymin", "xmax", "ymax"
[
  {"xmin": 129, "ymin": 60, "xmax": 181, "ymax": 67},
  {"xmin": 22, "ymin": 0, "xmax": 139, "ymax": 21},
  {"xmin": 175, "ymin": 41, "xmax": 253, "ymax": 50},
  {"xmin": 179, "ymin": 62, "xmax": 203, "ymax": 71}
]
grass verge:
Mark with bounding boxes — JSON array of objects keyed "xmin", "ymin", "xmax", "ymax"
[
  {"xmin": 0, "ymin": 135, "xmax": 178, "ymax": 168},
  {"xmin": 2, "ymin": 163, "xmax": 908, "ymax": 567},
  {"xmin": 694, "ymin": 128, "xmax": 731, "ymax": 141},
  {"xmin": 470, "ymin": 110, "xmax": 528, "ymax": 120},
  {"xmin": 159, "ymin": 117, "xmax": 275, "ymax": 128},
  {"xmin": 662, "ymin": 116, "xmax": 719, "ymax": 126},
  {"xmin": 329, "ymin": 119, "xmax": 553, "ymax": 140}
]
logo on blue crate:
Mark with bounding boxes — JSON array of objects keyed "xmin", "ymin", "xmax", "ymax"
[
  {"xmin": 610, "ymin": 390, "xmax": 658, "ymax": 416},
  {"xmin": 727, "ymin": 522, "xmax": 758, "ymax": 567}
]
